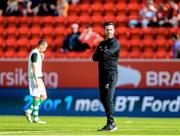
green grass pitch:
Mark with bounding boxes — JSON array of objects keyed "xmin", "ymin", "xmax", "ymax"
[{"xmin": 0, "ymin": 116, "xmax": 180, "ymax": 136}]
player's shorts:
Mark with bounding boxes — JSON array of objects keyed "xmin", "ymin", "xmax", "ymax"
[{"xmin": 29, "ymin": 78, "xmax": 46, "ymax": 97}]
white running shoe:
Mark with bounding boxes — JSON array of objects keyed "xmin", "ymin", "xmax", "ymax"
[
  {"xmin": 33, "ymin": 119, "xmax": 47, "ymax": 124},
  {"xmin": 24, "ymin": 111, "xmax": 33, "ymax": 123}
]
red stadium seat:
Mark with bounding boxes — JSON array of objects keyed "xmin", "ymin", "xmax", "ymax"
[
  {"xmin": 45, "ymin": 37, "xmax": 54, "ymax": 48},
  {"xmin": 31, "ymin": 16, "xmax": 42, "ymax": 27},
  {"xmin": 167, "ymin": 27, "xmax": 178, "ymax": 38},
  {"xmin": 79, "ymin": 26, "xmax": 87, "ymax": 33},
  {"xmin": 127, "ymin": 3, "xmax": 140, "ymax": 16},
  {"xmin": 91, "ymin": 15, "xmax": 104, "ymax": 27},
  {"xmin": 106, "ymin": 0, "xmax": 116, "ymax": 3},
  {"xmin": 5, "ymin": 16, "xmax": 18, "ymax": 27},
  {"xmin": 119, "ymin": 39, "xmax": 130, "ymax": 58},
  {"xmin": 80, "ymin": 0, "xmax": 91, "ymax": 4},
  {"xmin": 29, "ymin": 38, "xmax": 39, "ymax": 49},
  {"xmin": 91, "ymin": 0, "xmax": 102, "ymax": 4},
  {"xmin": 91, "ymin": 4, "xmax": 103, "ymax": 15},
  {"xmin": 155, "ymin": 39, "xmax": 168, "ymax": 58},
  {"xmin": 142, "ymin": 28, "xmax": 154, "ymax": 39},
  {"xmin": 54, "ymin": 16, "xmax": 67, "ymax": 27},
  {"xmin": 43, "ymin": 38, "xmax": 56, "ymax": 58},
  {"xmin": 155, "ymin": 27, "xmax": 168, "ymax": 39},
  {"xmin": 67, "ymin": 15, "xmax": 79, "ymax": 25},
  {"xmin": 17, "ymin": 38, "xmax": 29, "ymax": 48},
  {"xmin": 167, "ymin": 49, "xmax": 173, "ymax": 58},
  {"xmin": 129, "ymin": 39, "xmax": 142, "ymax": 58},
  {"xmin": 116, "ymin": 15, "xmax": 128, "ymax": 27},
  {"xmin": 167, "ymin": 39, "xmax": 174, "ymax": 49},
  {"xmin": 79, "ymin": 4, "xmax": 91, "ymax": 15},
  {"xmin": 0, "ymin": 27, "xmax": 5, "ymax": 39},
  {"xmin": 0, "ymin": 47, "xmax": 4, "ymax": 57},
  {"xmin": 129, "ymin": 0, "xmax": 141, "ymax": 3},
  {"xmin": 45, "ymin": 49, "xmax": 55, "ymax": 58},
  {"xmin": 6, "ymin": 27, "xmax": 17, "ymax": 38},
  {"xmin": 67, "ymin": 51, "xmax": 91, "ymax": 58},
  {"xmin": 54, "ymin": 36, "xmax": 64, "ymax": 48},
  {"xmin": 4, "ymin": 38, "xmax": 17, "ymax": 58},
  {"xmin": 30, "ymin": 26, "xmax": 42, "ymax": 39},
  {"xmin": 78, "ymin": 50, "xmax": 91, "ymax": 58},
  {"xmin": 68, "ymin": 4, "xmax": 80, "ymax": 16},
  {"xmin": 128, "ymin": 14, "xmax": 139, "ymax": 23},
  {"xmin": 93, "ymin": 26, "xmax": 104, "ymax": 36},
  {"xmin": 141, "ymin": 0, "xmax": 150, "ymax": 3},
  {"xmin": 120, "ymin": 50, "xmax": 129, "ymax": 58},
  {"xmin": 129, "ymin": 28, "xmax": 142, "ymax": 39},
  {"xmin": 155, "ymin": 0, "xmax": 167, "ymax": 4},
  {"xmin": 116, "ymin": 27, "xmax": 129, "ymax": 40},
  {"xmin": 55, "ymin": 52, "xmax": 68, "ymax": 58},
  {"xmin": 42, "ymin": 16, "xmax": 55, "ymax": 27},
  {"xmin": 18, "ymin": 26, "xmax": 30, "ymax": 39},
  {"xmin": 0, "ymin": 38, "xmax": 4, "ymax": 47},
  {"xmin": 79, "ymin": 15, "xmax": 91, "ymax": 27},
  {"xmin": 4, "ymin": 48, "xmax": 16, "ymax": 58},
  {"xmin": 42, "ymin": 26, "xmax": 54, "ymax": 39},
  {"xmin": 0, "ymin": 38, "xmax": 4, "ymax": 57},
  {"xmin": 5, "ymin": 37, "xmax": 16, "ymax": 48},
  {"xmin": 142, "ymin": 39, "xmax": 155, "ymax": 58},
  {"xmin": 16, "ymin": 38, "xmax": 30, "ymax": 58},
  {"xmin": 103, "ymin": 3, "xmax": 115, "ymax": 15},
  {"xmin": 116, "ymin": 0, "xmax": 127, "ymax": 4},
  {"xmin": 115, "ymin": 3, "xmax": 127, "ymax": 16},
  {"xmin": 103, "ymin": 15, "xmax": 116, "ymax": 24},
  {"xmin": 17, "ymin": 47, "xmax": 29, "ymax": 58},
  {"xmin": 178, "ymin": 27, "xmax": 180, "ymax": 36},
  {"xmin": 19, "ymin": 16, "xmax": 31, "ymax": 27},
  {"xmin": 54, "ymin": 26, "xmax": 67, "ymax": 37},
  {"xmin": 0, "ymin": 16, "xmax": 5, "ymax": 27}
]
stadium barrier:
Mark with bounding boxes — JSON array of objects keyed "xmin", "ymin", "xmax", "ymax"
[
  {"xmin": 0, "ymin": 58, "xmax": 180, "ymax": 117},
  {"xmin": 0, "ymin": 59, "xmax": 180, "ymax": 89},
  {"xmin": 0, "ymin": 88, "xmax": 179, "ymax": 117}
]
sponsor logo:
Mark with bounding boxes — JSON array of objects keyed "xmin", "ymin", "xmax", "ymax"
[
  {"xmin": 116, "ymin": 65, "xmax": 141, "ymax": 87},
  {"xmin": 0, "ymin": 68, "xmax": 58, "ymax": 88},
  {"xmin": 146, "ymin": 71, "xmax": 180, "ymax": 87}
]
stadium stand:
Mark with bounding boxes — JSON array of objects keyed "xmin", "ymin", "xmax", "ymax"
[{"xmin": 0, "ymin": 0, "xmax": 179, "ymax": 58}]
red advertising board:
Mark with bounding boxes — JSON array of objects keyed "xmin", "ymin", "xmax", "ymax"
[{"xmin": 0, "ymin": 59, "xmax": 180, "ymax": 89}]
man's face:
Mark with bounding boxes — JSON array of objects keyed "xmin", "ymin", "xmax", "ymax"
[
  {"xmin": 39, "ymin": 43, "xmax": 48, "ymax": 53},
  {"xmin": 104, "ymin": 25, "xmax": 115, "ymax": 39},
  {"xmin": 72, "ymin": 27, "xmax": 78, "ymax": 33}
]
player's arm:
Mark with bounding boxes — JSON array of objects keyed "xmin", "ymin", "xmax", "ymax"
[
  {"xmin": 31, "ymin": 53, "xmax": 39, "ymax": 88},
  {"xmin": 103, "ymin": 42, "xmax": 120, "ymax": 59},
  {"xmin": 92, "ymin": 42, "xmax": 103, "ymax": 61}
]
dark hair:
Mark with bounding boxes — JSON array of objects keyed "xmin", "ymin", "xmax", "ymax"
[
  {"xmin": 38, "ymin": 39, "xmax": 47, "ymax": 46},
  {"xmin": 104, "ymin": 22, "xmax": 115, "ymax": 28},
  {"xmin": 173, "ymin": 34, "xmax": 180, "ymax": 40},
  {"xmin": 172, "ymin": 34, "xmax": 178, "ymax": 39}
]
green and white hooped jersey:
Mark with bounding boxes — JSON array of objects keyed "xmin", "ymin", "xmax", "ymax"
[{"xmin": 28, "ymin": 48, "xmax": 43, "ymax": 80}]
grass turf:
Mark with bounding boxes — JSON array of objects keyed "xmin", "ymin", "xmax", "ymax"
[{"xmin": 0, "ymin": 116, "xmax": 180, "ymax": 136}]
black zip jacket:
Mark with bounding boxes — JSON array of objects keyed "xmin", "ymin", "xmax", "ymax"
[{"xmin": 92, "ymin": 37, "xmax": 120, "ymax": 72}]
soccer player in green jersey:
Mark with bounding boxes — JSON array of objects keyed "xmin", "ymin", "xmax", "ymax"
[{"xmin": 24, "ymin": 39, "xmax": 48, "ymax": 124}]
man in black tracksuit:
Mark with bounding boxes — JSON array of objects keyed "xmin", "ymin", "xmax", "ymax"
[{"xmin": 92, "ymin": 22, "xmax": 120, "ymax": 131}]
